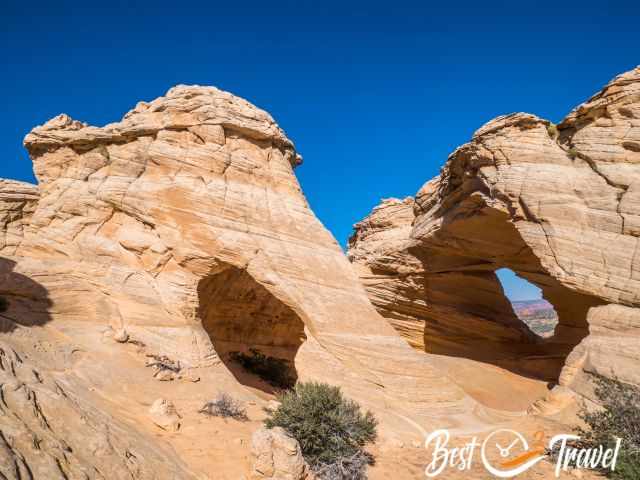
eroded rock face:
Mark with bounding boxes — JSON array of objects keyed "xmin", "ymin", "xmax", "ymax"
[
  {"xmin": 349, "ymin": 66, "xmax": 640, "ymax": 399},
  {"xmin": 0, "ymin": 180, "xmax": 39, "ymax": 255},
  {"xmin": 1, "ymin": 85, "xmax": 479, "ymax": 447},
  {"xmin": 348, "ymin": 197, "xmax": 542, "ymax": 376},
  {"xmin": 0, "ymin": 342, "xmax": 194, "ymax": 480}
]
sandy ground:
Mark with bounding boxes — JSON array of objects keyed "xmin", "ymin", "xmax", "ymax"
[
  {"xmin": 5, "ymin": 321, "xmax": 605, "ymax": 480},
  {"xmin": 368, "ymin": 414, "xmax": 604, "ymax": 479}
]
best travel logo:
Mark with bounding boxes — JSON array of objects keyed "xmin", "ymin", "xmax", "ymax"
[{"xmin": 424, "ymin": 428, "xmax": 622, "ymax": 478}]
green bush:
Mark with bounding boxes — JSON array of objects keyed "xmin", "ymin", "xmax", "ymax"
[
  {"xmin": 551, "ymin": 374, "xmax": 640, "ymax": 478},
  {"xmin": 547, "ymin": 123, "xmax": 558, "ymax": 138},
  {"xmin": 265, "ymin": 382, "xmax": 377, "ymax": 479},
  {"xmin": 577, "ymin": 374, "xmax": 640, "ymax": 479},
  {"xmin": 0, "ymin": 296, "xmax": 8, "ymax": 313},
  {"xmin": 230, "ymin": 349, "xmax": 295, "ymax": 389},
  {"xmin": 567, "ymin": 147, "xmax": 579, "ymax": 159}
]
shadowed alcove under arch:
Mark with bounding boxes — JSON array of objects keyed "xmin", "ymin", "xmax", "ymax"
[
  {"xmin": 197, "ymin": 266, "xmax": 306, "ymax": 392},
  {"xmin": 411, "ymin": 203, "xmax": 605, "ymax": 383}
]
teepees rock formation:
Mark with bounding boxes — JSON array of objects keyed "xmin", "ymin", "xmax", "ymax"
[{"xmin": 349, "ymin": 66, "xmax": 640, "ymax": 407}]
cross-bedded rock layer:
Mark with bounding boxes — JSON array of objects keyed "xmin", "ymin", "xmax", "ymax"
[
  {"xmin": 349, "ymin": 66, "xmax": 640, "ymax": 403},
  {"xmin": 0, "ymin": 85, "xmax": 480, "ymax": 479}
]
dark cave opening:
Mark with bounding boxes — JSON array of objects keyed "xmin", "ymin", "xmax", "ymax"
[{"xmin": 197, "ymin": 266, "xmax": 306, "ymax": 393}]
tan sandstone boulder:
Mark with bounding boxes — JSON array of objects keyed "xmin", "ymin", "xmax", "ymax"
[
  {"xmin": 148, "ymin": 398, "xmax": 181, "ymax": 432},
  {"xmin": 251, "ymin": 427, "xmax": 310, "ymax": 480}
]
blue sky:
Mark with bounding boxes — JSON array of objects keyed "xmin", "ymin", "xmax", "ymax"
[{"xmin": 2, "ymin": 1, "xmax": 638, "ymax": 301}]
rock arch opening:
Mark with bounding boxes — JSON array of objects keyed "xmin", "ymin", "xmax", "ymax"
[
  {"xmin": 496, "ymin": 268, "xmax": 558, "ymax": 339},
  {"xmin": 412, "ymin": 206, "xmax": 604, "ymax": 383},
  {"xmin": 197, "ymin": 267, "xmax": 306, "ymax": 393}
]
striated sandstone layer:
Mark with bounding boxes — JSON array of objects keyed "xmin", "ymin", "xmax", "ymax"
[
  {"xmin": 348, "ymin": 196, "xmax": 542, "ymax": 373},
  {"xmin": 349, "ymin": 66, "xmax": 640, "ymax": 404},
  {"xmin": 0, "ymin": 84, "xmax": 489, "ymax": 478},
  {"xmin": 0, "ymin": 180, "xmax": 39, "ymax": 255}
]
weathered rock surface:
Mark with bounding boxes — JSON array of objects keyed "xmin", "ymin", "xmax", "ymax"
[
  {"xmin": 0, "ymin": 342, "xmax": 194, "ymax": 479},
  {"xmin": 0, "ymin": 180, "xmax": 39, "ymax": 255},
  {"xmin": 4, "ymin": 67, "xmax": 636, "ymax": 478},
  {"xmin": 348, "ymin": 197, "xmax": 542, "ymax": 377},
  {"xmin": 251, "ymin": 427, "xmax": 310, "ymax": 480},
  {"xmin": 13, "ymin": 84, "xmax": 475, "ymax": 414},
  {"xmin": 0, "ymin": 83, "xmax": 484, "ymax": 478},
  {"xmin": 349, "ymin": 66, "xmax": 640, "ymax": 403}
]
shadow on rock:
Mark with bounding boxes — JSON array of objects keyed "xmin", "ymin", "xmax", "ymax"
[{"xmin": 0, "ymin": 257, "xmax": 52, "ymax": 333}]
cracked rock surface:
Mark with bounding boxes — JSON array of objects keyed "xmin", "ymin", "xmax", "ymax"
[{"xmin": 0, "ymin": 342, "xmax": 194, "ymax": 479}]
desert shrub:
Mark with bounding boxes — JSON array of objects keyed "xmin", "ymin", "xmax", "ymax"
[
  {"xmin": 567, "ymin": 147, "xmax": 579, "ymax": 159},
  {"xmin": 313, "ymin": 451, "xmax": 373, "ymax": 480},
  {"xmin": 0, "ymin": 296, "xmax": 8, "ymax": 313},
  {"xmin": 578, "ymin": 374, "xmax": 640, "ymax": 479},
  {"xmin": 265, "ymin": 382, "xmax": 377, "ymax": 479},
  {"xmin": 547, "ymin": 123, "xmax": 558, "ymax": 138},
  {"xmin": 230, "ymin": 349, "xmax": 294, "ymax": 389},
  {"xmin": 549, "ymin": 374, "xmax": 640, "ymax": 479},
  {"xmin": 199, "ymin": 393, "xmax": 248, "ymax": 421}
]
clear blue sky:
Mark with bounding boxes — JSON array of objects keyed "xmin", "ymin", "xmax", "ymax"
[
  {"xmin": 2, "ymin": 1, "xmax": 638, "ymax": 301},
  {"xmin": 497, "ymin": 269, "xmax": 542, "ymax": 302}
]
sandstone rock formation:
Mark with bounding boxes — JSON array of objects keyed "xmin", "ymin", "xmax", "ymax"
[
  {"xmin": 349, "ymin": 66, "xmax": 640, "ymax": 405},
  {"xmin": 251, "ymin": 427, "xmax": 310, "ymax": 480},
  {"xmin": 3, "ymin": 66, "xmax": 637, "ymax": 479},
  {"xmin": 348, "ymin": 197, "xmax": 541, "ymax": 368},
  {"xmin": 0, "ymin": 83, "xmax": 483, "ymax": 474}
]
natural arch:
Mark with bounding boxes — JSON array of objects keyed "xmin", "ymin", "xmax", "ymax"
[
  {"xmin": 197, "ymin": 266, "xmax": 306, "ymax": 392},
  {"xmin": 411, "ymin": 205, "xmax": 604, "ymax": 383},
  {"xmin": 496, "ymin": 268, "xmax": 559, "ymax": 339}
]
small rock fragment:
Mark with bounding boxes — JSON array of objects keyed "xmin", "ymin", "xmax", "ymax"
[
  {"xmin": 113, "ymin": 329, "xmax": 129, "ymax": 343},
  {"xmin": 149, "ymin": 398, "xmax": 181, "ymax": 432}
]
